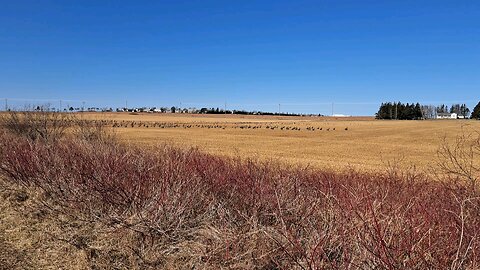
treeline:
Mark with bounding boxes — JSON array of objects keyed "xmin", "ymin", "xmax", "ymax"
[
  {"xmin": 376, "ymin": 102, "xmax": 423, "ymax": 120},
  {"xmin": 197, "ymin": 107, "xmax": 310, "ymax": 116},
  {"xmin": 377, "ymin": 101, "xmax": 480, "ymax": 120}
]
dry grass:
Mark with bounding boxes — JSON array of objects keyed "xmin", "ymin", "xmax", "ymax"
[
  {"xmin": 80, "ymin": 112, "xmax": 480, "ymax": 172},
  {"xmin": 0, "ymin": 180, "xmax": 148, "ymax": 270},
  {"xmin": 0, "ymin": 182, "xmax": 88, "ymax": 270}
]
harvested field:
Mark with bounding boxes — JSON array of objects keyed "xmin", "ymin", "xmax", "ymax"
[{"xmin": 81, "ymin": 112, "xmax": 480, "ymax": 172}]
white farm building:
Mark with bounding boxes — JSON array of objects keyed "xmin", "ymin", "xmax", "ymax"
[{"xmin": 436, "ymin": 113, "xmax": 457, "ymax": 119}]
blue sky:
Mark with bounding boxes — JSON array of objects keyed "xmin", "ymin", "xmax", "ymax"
[{"xmin": 0, "ymin": 0, "xmax": 479, "ymax": 115}]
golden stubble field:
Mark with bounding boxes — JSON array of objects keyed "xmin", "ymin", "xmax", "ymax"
[{"xmin": 81, "ymin": 112, "xmax": 480, "ymax": 173}]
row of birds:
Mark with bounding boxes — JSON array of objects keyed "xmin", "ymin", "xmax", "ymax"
[{"xmin": 103, "ymin": 120, "xmax": 349, "ymax": 131}]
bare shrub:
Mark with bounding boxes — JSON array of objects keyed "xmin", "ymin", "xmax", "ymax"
[
  {"xmin": 0, "ymin": 109, "xmax": 117, "ymax": 145},
  {"xmin": 72, "ymin": 118, "xmax": 116, "ymax": 143},
  {"xmin": 0, "ymin": 109, "xmax": 71, "ymax": 142}
]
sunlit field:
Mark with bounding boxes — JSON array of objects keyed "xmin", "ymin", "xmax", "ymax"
[{"xmin": 82, "ymin": 112, "xmax": 480, "ymax": 172}]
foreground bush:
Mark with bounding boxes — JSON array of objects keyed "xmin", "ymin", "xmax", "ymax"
[
  {"xmin": 0, "ymin": 129, "xmax": 479, "ymax": 269},
  {"xmin": 0, "ymin": 110, "xmax": 72, "ymax": 141}
]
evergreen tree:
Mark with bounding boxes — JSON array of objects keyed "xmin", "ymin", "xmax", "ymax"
[
  {"xmin": 414, "ymin": 103, "xmax": 422, "ymax": 119},
  {"xmin": 403, "ymin": 103, "xmax": 411, "ymax": 120},
  {"xmin": 472, "ymin": 102, "xmax": 480, "ymax": 119}
]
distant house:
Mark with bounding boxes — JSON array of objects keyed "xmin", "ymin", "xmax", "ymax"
[{"xmin": 437, "ymin": 113, "xmax": 457, "ymax": 119}]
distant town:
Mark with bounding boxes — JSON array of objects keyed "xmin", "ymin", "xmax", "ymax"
[
  {"xmin": 4, "ymin": 100, "xmax": 480, "ymax": 120},
  {"xmin": 20, "ymin": 104, "xmax": 320, "ymax": 117}
]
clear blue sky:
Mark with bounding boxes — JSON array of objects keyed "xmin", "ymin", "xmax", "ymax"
[{"xmin": 1, "ymin": 0, "xmax": 479, "ymax": 115}]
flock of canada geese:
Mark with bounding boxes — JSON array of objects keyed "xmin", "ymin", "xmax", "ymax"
[{"xmin": 100, "ymin": 120, "xmax": 350, "ymax": 131}]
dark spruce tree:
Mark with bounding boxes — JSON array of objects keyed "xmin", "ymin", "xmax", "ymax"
[
  {"xmin": 414, "ymin": 103, "xmax": 423, "ymax": 119},
  {"xmin": 472, "ymin": 102, "xmax": 480, "ymax": 119}
]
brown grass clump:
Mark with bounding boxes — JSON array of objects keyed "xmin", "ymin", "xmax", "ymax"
[{"xmin": 0, "ymin": 112, "xmax": 480, "ymax": 269}]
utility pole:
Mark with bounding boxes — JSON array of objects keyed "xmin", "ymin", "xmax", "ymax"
[
  {"xmin": 82, "ymin": 101, "xmax": 85, "ymax": 112},
  {"xmin": 59, "ymin": 100, "xmax": 62, "ymax": 112},
  {"xmin": 331, "ymin": 102, "xmax": 334, "ymax": 116},
  {"xmin": 4, "ymin": 98, "xmax": 7, "ymax": 111},
  {"xmin": 224, "ymin": 101, "xmax": 227, "ymax": 114},
  {"xmin": 278, "ymin": 104, "xmax": 281, "ymax": 114}
]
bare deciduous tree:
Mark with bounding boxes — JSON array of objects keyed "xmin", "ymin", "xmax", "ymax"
[{"xmin": 436, "ymin": 129, "xmax": 480, "ymax": 192}]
